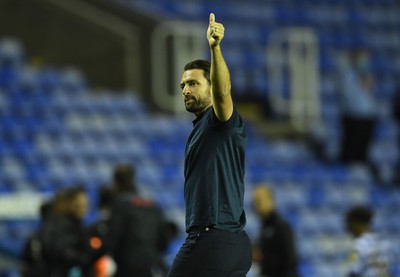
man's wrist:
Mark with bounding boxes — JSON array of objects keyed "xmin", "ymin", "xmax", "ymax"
[{"xmin": 210, "ymin": 44, "xmax": 221, "ymax": 51}]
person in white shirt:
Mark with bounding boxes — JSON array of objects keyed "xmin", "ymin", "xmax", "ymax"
[{"xmin": 345, "ymin": 206, "xmax": 393, "ymax": 277}]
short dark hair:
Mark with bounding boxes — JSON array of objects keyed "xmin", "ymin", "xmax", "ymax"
[
  {"xmin": 113, "ymin": 164, "xmax": 136, "ymax": 193},
  {"xmin": 184, "ymin": 59, "xmax": 211, "ymax": 84},
  {"xmin": 98, "ymin": 186, "xmax": 115, "ymax": 210},
  {"xmin": 39, "ymin": 200, "xmax": 54, "ymax": 221},
  {"xmin": 346, "ymin": 206, "xmax": 374, "ymax": 226}
]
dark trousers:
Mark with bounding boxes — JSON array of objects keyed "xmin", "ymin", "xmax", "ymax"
[
  {"xmin": 114, "ymin": 258, "xmax": 166, "ymax": 277},
  {"xmin": 167, "ymin": 227, "xmax": 252, "ymax": 277},
  {"xmin": 340, "ymin": 116, "xmax": 375, "ymax": 163}
]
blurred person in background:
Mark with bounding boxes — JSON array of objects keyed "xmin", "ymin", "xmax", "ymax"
[
  {"xmin": 87, "ymin": 186, "xmax": 117, "ymax": 277},
  {"xmin": 337, "ymin": 48, "xmax": 377, "ymax": 168},
  {"xmin": 102, "ymin": 164, "xmax": 169, "ymax": 277},
  {"xmin": 391, "ymin": 86, "xmax": 400, "ymax": 186},
  {"xmin": 167, "ymin": 13, "xmax": 252, "ymax": 277},
  {"xmin": 252, "ymin": 184, "xmax": 299, "ymax": 277},
  {"xmin": 345, "ymin": 205, "xmax": 393, "ymax": 277},
  {"xmin": 21, "ymin": 200, "xmax": 53, "ymax": 277},
  {"xmin": 162, "ymin": 221, "xmax": 180, "ymax": 273},
  {"xmin": 40, "ymin": 185, "xmax": 100, "ymax": 277}
]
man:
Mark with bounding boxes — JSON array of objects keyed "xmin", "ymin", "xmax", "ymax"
[
  {"xmin": 338, "ymin": 48, "xmax": 377, "ymax": 165},
  {"xmin": 40, "ymin": 186, "xmax": 97, "ymax": 277},
  {"xmin": 167, "ymin": 13, "xmax": 252, "ymax": 277},
  {"xmin": 21, "ymin": 200, "xmax": 53, "ymax": 277},
  {"xmin": 345, "ymin": 206, "xmax": 393, "ymax": 277},
  {"xmin": 103, "ymin": 164, "xmax": 169, "ymax": 277},
  {"xmin": 252, "ymin": 185, "xmax": 299, "ymax": 277},
  {"xmin": 391, "ymin": 86, "xmax": 400, "ymax": 185}
]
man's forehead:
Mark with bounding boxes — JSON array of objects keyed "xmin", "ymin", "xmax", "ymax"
[{"xmin": 181, "ymin": 69, "xmax": 205, "ymax": 81}]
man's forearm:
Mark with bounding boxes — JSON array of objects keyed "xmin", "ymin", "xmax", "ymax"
[{"xmin": 210, "ymin": 45, "xmax": 231, "ymax": 100}]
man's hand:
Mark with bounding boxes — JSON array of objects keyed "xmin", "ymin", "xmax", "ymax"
[{"xmin": 207, "ymin": 13, "xmax": 224, "ymax": 48}]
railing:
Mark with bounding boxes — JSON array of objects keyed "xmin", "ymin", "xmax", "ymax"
[
  {"xmin": 267, "ymin": 28, "xmax": 320, "ymax": 132},
  {"xmin": 41, "ymin": 0, "xmax": 142, "ymax": 91},
  {"xmin": 151, "ymin": 21, "xmax": 206, "ymax": 113}
]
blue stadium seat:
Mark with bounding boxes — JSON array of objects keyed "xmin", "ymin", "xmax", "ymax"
[
  {"xmin": 38, "ymin": 67, "xmax": 61, "ymax": 94},
  {"xmin": 0, "ymin": 66, "xmax": 19, "ymax": 90},
  {"xmin": 59, "ymin": 67, "xmax": 87, "ymax": 95},
  {"xmin": 0, "ymin": 38, "xmax": 24, "ymax": 67}
]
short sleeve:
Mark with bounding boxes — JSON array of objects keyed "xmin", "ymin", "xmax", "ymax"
[{"xmin": 209, "ymin": 107, "xmax": 240, "ymax": 130}]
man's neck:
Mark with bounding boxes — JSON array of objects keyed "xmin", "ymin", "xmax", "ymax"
[{"xmin": 195, "ymin": 104, "xmax": 212, "ymax": 117}]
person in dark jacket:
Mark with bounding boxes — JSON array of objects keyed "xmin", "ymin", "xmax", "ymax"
[
  {"xmin": 103, "ymin": 164, "xmax": 169, "ymax": 277},
  {"xmin": 40, "ymin": 186, "xmax": 98, "ymax": 277},
  {"xmin": 252, "ymin": 184, "xmax": 299, "ymax": 277},
  {"xmin": 21, "ymin": 200, "xmax": 53, "ymax": 277}
]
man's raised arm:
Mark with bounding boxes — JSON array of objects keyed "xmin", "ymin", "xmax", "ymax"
[{"xmin": 207, "ymin": 13, "xmax": 233, "ymax": 122}]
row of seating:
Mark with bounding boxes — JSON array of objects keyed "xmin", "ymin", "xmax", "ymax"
[
  {"xmin": 122, "ymin": 0, "xmax": 400, "ymax": 134},
  {"xmin": 1, "ymin": 28, "xmax": 400, "ymax": 277}
]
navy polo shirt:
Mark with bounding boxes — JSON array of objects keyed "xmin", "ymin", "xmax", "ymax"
[{"xmin": 184, "ymin": 106, "xmax": 247, "ymax": 233}]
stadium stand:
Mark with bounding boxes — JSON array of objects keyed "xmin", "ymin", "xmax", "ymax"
[{"xmin": 1, "ymin": 0, "xmax": 400, "ymax": 275}]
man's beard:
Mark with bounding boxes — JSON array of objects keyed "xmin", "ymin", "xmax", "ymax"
[
  {"xmin": 185, "ymin": 98, "xmax": 209, "ymax": 113},
  {"xmin": 185, "ymin": 94, "xmax": 211, "ymax": 114}
]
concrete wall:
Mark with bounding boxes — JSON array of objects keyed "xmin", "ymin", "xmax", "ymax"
[{"xmin": 0, "ymin": 0, "xmax": 160, "ymax": 95}]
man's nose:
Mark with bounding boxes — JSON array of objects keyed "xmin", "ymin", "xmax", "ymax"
[{"xmin": 182, "ymin": 85, "xmax": 190, "ymax": 95}]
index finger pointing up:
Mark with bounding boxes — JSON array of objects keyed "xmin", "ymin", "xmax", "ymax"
[{"xmin": 209, "ymin": 13, "xmax": 215, "ymax": 24}]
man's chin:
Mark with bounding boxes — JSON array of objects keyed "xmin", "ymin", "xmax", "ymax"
[
  {"xmin": 185, "ymin": 106, "xmax": 197, "ymax": 113},
  {"xmin": 185, "ymin": 101, "xmax": 210, "ymax": 114},
  {"xmin": 184, "ymin": 103, "xmax": 191, "ymax": 111},
  {"xmin": 185, "ymin": 105, "xmax": 201, "ymax": 114}
]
